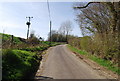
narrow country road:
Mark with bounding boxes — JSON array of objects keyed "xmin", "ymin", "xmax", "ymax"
[{"xmin": 35, "ymin": 45, "xmax": 106, "ymax": 79}]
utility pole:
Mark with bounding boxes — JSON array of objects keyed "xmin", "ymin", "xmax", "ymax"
[
  {"xmin": 50, "ymin": 21, "xmax": 52, "ymax": 46},
  {"xmin": 26, "ymin": 17, "xmax": 33, "ymax": 39}
]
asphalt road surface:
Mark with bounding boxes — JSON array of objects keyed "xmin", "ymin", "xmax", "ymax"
[{"xmin": 35, "ymin": 45, "xmax": 106, "ymax": 79}]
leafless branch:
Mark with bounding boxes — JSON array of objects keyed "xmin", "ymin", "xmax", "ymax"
[{"xmin": 73, "ymin": 2, "xmax": 100, "ymax": 9}]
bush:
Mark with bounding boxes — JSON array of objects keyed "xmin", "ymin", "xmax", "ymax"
[
  {"xmin": 27, "ymin": 32, "xmax": 40, "ymax": 45},
  {"xmin": 80, "ymin": 36, "xmax": 91, "ymax": 51},
  {"xmin": 68, "ymin": 36, "xmax": 81, "ymax": 49},
  {"xmin": 68, "ymin": 33, "xmax": 119, "ymax": 64}
]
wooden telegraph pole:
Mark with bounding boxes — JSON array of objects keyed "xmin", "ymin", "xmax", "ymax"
[
  {"xmin": 50, "ymin": 21, "xmax": 52, "ymax": 46},
  {"xmin": 26, "ymin": 17, "xmax": 33, "ymax": 39}
]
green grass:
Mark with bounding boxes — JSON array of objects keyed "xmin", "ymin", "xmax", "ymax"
[
  {"xmin": 67, "ymin": 44, "xmax": 120, "ymax": 75},
  {"xmin": 67, "ymin": 44, "xmax": 87, "ymax": 55},
  {"xmin": 1, "ymin": 33, "xmax": 61, "ymax": 80},
  {"xmin": 20, "ymin": 41, "xmax": 60, "ymax": 52},
  {"xmin": 41, "ymin": 41, "xmax": 61, "ymax": 46},
  {"xmin": 2, "ymin": 41, "xmax": 61, "ymax": 80},
  {"xmin": 1, "ymin": 33, "xmax": 23, "ymax": 44},
  {"xmin": 2, "ymin": 49, "xmax": 39, "ymax": 80},
  {"xmin": 20, "ymin": 45, "xmax": 49, "ymax": 52}
]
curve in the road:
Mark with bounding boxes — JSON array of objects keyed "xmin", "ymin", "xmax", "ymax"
[{"xmin": 35, "ymin": 45, "xmax": 106, "ymax": 79}]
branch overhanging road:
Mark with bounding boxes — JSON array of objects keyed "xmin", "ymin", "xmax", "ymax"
[{"xmin": 35, "ymin": 45, "xmax": 117, "ymax": 79}]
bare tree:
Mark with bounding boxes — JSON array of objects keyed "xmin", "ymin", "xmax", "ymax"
[
  {"xmin": 74, "ymin": 2, "xmax": 113, "ymax": 36},
  {"xmin": 58, "ymin": 20, "xmax": 73, "ymax": 43},
  {"xmin": 74, "ymin": 2, "xmax": 120, "ymax": 34},
  {"xmin": 47, "ymin": 30, "xmax": 66, "ymax": 42},
  {"xmin": 73, "ymin": 2, "xmax": 120, "ymax": 63}
]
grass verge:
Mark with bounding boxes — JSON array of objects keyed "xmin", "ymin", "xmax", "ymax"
[
  {"xmin": 67, "ymin": 44, "xmax": 120, "ymax": 75},
  {"xmin": 2, "ymin": 49, "xmax": 39, "ymax": 80}
]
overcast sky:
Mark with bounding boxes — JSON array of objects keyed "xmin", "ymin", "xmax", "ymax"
[{"xmin": 0, "ymin": 2, "xmax": 83, "ymax": 40}]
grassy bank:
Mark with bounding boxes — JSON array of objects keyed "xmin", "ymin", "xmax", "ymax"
[
  {"xmin": 67, "ymin": 44, "xmax": 119, "ymax": 75},
  {"xmin": 1, "ymin": 33, "xmax": 23, "ymax": 44},
  {"xmin": 2, "ymin": 49, "xmax": 39, "ymax": 80},
  {"xmin": 2, "ymin": 42, "xmax": 60, "ymax": 80}
]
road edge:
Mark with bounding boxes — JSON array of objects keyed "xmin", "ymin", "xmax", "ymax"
[{"xmin": 65, "ymin": 44, "xmax": 118, "ymax": 79}]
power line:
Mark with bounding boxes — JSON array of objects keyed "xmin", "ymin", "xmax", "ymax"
[{"xmin": 47, "ymin": 0, "xmax": 51, "ymax": 21}]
